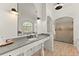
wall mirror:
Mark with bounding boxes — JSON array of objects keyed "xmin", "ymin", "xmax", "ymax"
[{"xmin": 17, "ymin": 3, "xmax": 37, "ymax": 36}]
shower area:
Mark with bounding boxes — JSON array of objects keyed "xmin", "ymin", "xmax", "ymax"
[{"xmin": 55, "ymin": 17, "xmax": 73, "ymax": 44}]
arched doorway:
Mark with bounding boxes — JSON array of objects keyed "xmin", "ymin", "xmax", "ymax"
[{"xmin": 55, "ymin": 17, "xmax": 73, "ymax": 44}]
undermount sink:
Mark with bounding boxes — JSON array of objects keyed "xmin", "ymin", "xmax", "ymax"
[
  {"xmin": 28, "ymin": 38, "xmax": 37, "ymax": 41},
  {"xmin": 26, "ymin": 34, "xmax": 37, "ymax": 41},
  {"xmin": 27, "ymin": 35, "xmax": 36, "ymax": 38}
]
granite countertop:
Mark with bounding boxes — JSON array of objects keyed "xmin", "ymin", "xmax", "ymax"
[{"xmin": 0, "ymin": 34, "xmax": 50, "ymax": 55}]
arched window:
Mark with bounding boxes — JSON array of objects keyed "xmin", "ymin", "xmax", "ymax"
[{"xmin": 22, "ymin": 22, "xmax": 32, "ymax": 33}]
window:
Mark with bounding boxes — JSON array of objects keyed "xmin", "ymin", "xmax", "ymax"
[{"xmin": 23, "ymin": 22, "xmax": 32, "ymax": 33}]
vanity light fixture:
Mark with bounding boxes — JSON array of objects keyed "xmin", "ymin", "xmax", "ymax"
[
  {"xmin": 11, "ymin": 8, "xmax": 18, "ymax": 15},
  {"xmin": 55, "ymin": 3, "xmax": 64, "ymax": 10},
  {"xmin": 37, "ymin": 17, "xmax": 40, "ymax": 20}
]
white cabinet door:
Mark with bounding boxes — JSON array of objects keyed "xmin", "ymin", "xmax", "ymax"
[{"xmin": 44, "ymin": 37, "xmax": 53, "ymax": 51}]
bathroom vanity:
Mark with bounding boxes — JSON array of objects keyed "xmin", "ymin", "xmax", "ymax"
[{"xmin": 0, "ymin": 34, "xmax": 50, "ymax": 56}]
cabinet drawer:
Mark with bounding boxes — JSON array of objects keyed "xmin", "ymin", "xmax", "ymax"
[
  {"xmin": 32, "ymin": 44, "xmax": 41, "ymax": 53},
  {"xmin": 1, "ymin": 47, "xmax": 24, "ymax": 56},
  {"xmin": 24, "ymin": 48, "xmax": 33, "ymax": 56},
  {"xmin": 24, "ymin": 44, "xmax": 41, "ymax": 56}
]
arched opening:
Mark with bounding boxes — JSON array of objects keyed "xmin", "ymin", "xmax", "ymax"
[{"xmin": 55, "ymin": 17, "xmax": 73, "ymax": 44}]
